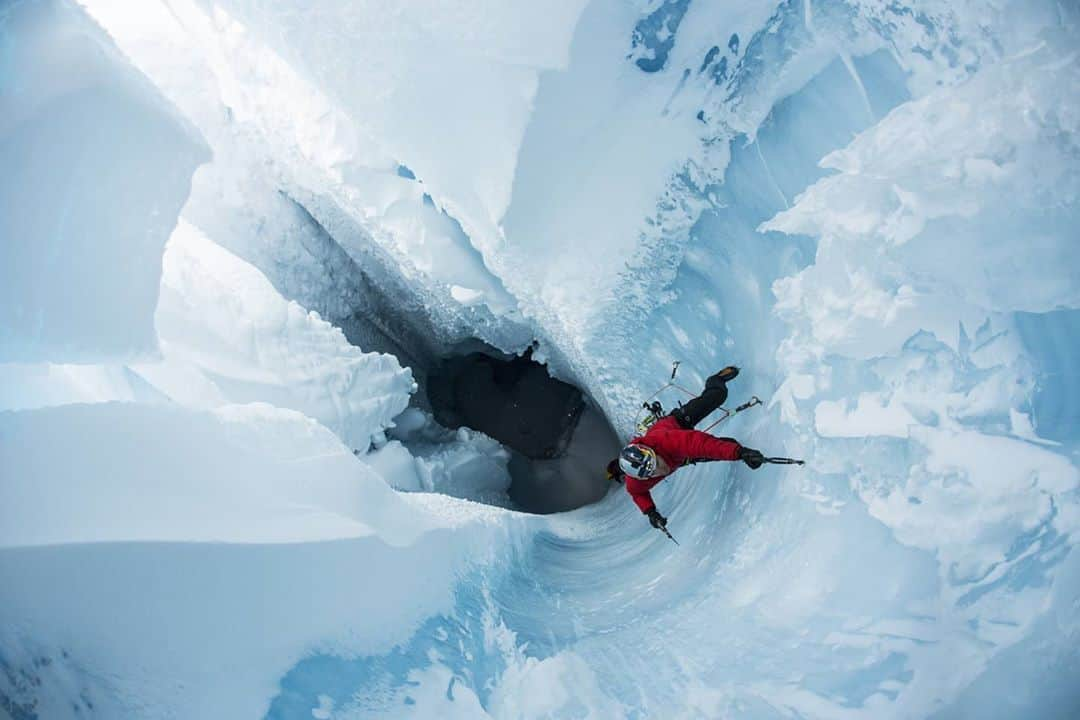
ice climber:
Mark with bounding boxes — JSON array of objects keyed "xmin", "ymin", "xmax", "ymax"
[{"xmin": 605, "ymin": 366, "xmax": 766, "ymax": 532}]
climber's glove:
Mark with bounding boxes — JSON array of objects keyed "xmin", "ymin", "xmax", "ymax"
[{"xmin": 739, "ymin": 447, "xmax": 765, "ymax": 470}]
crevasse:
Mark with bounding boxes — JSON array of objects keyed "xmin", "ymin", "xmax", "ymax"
[{"xmin": 1, "ymin": 0, "xmax": 1078, "ymax": 718}]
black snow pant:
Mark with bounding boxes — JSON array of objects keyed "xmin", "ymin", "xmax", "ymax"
[{"xmin": 670, "ymin": 371, "xmax": 730, "ymax": 430}]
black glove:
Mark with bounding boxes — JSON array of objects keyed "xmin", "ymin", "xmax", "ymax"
[
  {"xmin": 739, "ymin": 446, "xmax": 764, "ymax": 469},
  {"xmin": 646, "ymin": 507, "xmax": 667, "ymax": 529}
]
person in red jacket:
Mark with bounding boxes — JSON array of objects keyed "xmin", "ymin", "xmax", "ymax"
[{"xmin": 606, "ymin": 366, "xmax": 765, "ymax": 531}]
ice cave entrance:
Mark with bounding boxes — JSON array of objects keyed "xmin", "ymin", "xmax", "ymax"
[{"xmin": 426, "ymin": 346, "xmax": 621, "ymax": 514}]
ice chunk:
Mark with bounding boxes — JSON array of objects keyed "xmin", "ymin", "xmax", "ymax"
[
  {"xmin": 766, "ymin": 42, "xmax": 1080, "ymax": 362},
  {"xmin": 449, "ymin": 285, "xmax": 484, "ymax": 306},
  {"xmin": 80, "ymin": 0, "xmax": 530, "ymax": 337},
  {"xmin": 185, "ymin": 0, "xmax": 589, "ymax": 257},
  {"xmin": 149, "ymin": 220, "xmax": 414, "ymax": 451},
  {"xmin": 0, "ymin": 0, "xmax": 207, "ymax": 363}
]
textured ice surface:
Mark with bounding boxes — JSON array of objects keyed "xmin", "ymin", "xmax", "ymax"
[
  {"xmin": 3, "ymin": 0, "xmax": 1080, "ymax": 718},
  {"xmin": 148, "ymin": 219, "xmax": 415, "ymax": 451}
]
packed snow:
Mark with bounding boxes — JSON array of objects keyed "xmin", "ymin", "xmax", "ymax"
[{"xmin": 2, "ymin": 0, "xmax": 1078, "ymax": 718}]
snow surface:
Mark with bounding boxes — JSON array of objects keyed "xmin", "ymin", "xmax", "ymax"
[{"xmin": 3, "ymin": 0, "xmax": 1080, "ymax": 718}]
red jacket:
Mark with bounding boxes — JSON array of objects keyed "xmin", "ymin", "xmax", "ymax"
[{"xmin": 624, "ymin": 416, "xmax": 742, "ymax": 513}]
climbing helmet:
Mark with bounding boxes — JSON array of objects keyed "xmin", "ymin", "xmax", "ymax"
[{"xmin": 619, "ymin": 443, "xmax": 659, "ymax": 480}]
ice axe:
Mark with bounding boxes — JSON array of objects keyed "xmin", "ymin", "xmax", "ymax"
[
  {"xmin": 700, "ymin": 394, "xmax": 760, "ymax": 432},
  {"xmin": 733, "ymin": 396, "xmax": 762, "ymax": 413},
  {"xmin": 656, "ymin": 523, "xmax": 680, "ymax": 546},
  {"xmin": 762, "ymin": 456, "xmax": 805, "ymax": 465}
]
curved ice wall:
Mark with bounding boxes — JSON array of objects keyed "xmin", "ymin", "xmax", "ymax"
[{"xmin": 1, "ymin": 0, "xmax": 1078, "ymax": 718}]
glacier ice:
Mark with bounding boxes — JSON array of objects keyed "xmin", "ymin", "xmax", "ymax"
[
  {"xmin": 150, "ymin": 219, "xmax": 415, "ymax": 452},
  {"xmin": 2, "ymin": 0, "xmax": 1079, "ymax": 718},
  {"xmin": 0, "ymin": 0, "xmax": 208, "ymax": 363},
  {"xmin": 0, "ymin": 400, "xmax": 527, "ymax": 717}
]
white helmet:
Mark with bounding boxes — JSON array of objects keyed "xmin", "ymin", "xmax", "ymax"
[{"xmin": 619, "ymin": 444, "xmax": 658, "ymax": 479}]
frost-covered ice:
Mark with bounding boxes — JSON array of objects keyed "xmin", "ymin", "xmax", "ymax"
[{"xmin": 2, "ymin": 0, "xmax": 1079, "ymax": 718}]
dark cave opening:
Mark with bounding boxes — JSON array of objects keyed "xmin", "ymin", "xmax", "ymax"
[{"xmin": 425, "ymin": 347, "xmax": 621, "ymax": 514}]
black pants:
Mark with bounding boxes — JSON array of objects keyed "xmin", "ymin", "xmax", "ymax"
[{"xmin": 670, "ymin": 372, "xmax": 729, "ymax": 430}]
